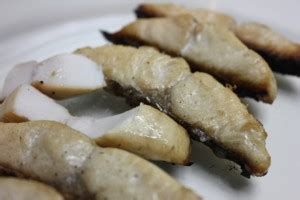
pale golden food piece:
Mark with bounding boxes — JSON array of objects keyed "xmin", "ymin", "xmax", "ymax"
[
  {"xmin": 76, "ymin": 45, "xmax": 271, "ymax": 177},
  {"xmin": 103, "ymin": 15, "xmax": 277, "ymax": 103},
  {"xmin": 0, "ymin": 121, "xmax": 201, "ymax": 200},
  {"xmin": 235, "ymin": 22, "xmax": 300, "ymax": 76},
  {"xmin": 136, "ymin": 3, "xmax": 300, "ymax": 76},
  {"xmin": 135, "ymin": 3, "xmax": 236, "ymax": 29},
  {"xmin": 0, "ymin": 84, "xmax": 191, "ymax": 165},
  {"xmin": 0, "ymin": 177, "xmax": 64, "ymax": 200},
  {"xmin": 95, "ymin": 103, "xmax": 191, "ymax": 164}
]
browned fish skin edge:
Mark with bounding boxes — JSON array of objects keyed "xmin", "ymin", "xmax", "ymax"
[
  {"xmin": 135, "ymin": 4, "xmax": 163, "ymax": 18},
  {"xmin": 3, "ymin": 112, "xmax": 29, "ymax": 123},
  {"xmin": 245, "ymin": 46, "xmax": 300, "ymax": 77},
  {"xmin": 0, "ymin": 165, "xmax": 28, "ymax": 178},
  {"xmin": 186, "ymin": 59, "xmax": 272, "ymax": 103},
  {"xmin": 186, "ymin": 126, "xmax": 253, "ymax": 178},
  {"xmin": 101, "ymin": 31, "xmax": 144, "ymax": 49},
  {"xmin": 104, "ymin": 80, "xmax": 262, "ymax": 178},
  {"xmin": 102, "ymin": 31, "xmax": 273, "ymax": 103}
]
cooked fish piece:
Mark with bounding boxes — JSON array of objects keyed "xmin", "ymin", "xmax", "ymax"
[
  {"xmin": 0, "ymin": 121, "xmax": 201, "ymax": 200},
  {"xmin": 234, "ymin": 22, "xmax": 300, "ymax": 76},
  {"xmin": 103, "ymin": 15, "xmax": 277, "ymax": 103},
  {"xmin": 136, "ymin": 3, "xmax": 300, "ymax": 76},
  {"xmin": 0, "ymin": 177, "xmax": 64, "ymax": 200},
  {"xmin": 0, "ymin": 84, "xmax": 190, "ymax": 165},
  {"xmin": 76, "ymin": 45, "xmax": 271, "ymax": 177},
  {"xmin": 0, "ymin": 53, "xmax": 106, "ymax": 101},
  {"xmin": 135, "ymin": 3, "xmax": 236, "ymax": 29}
]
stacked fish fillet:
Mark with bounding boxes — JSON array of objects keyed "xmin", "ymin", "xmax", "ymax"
[{"xmin": 0, "ymin": 2, "xmax": 299, "ymax": 200}]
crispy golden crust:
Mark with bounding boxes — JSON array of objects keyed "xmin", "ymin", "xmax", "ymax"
[
  {"xmin": 235, "ymin": 22, "xmax": 300, "ymax": 76},
  {"xmin": 102, "ymin": 16, "xmax": 277, "ymax": 104}
]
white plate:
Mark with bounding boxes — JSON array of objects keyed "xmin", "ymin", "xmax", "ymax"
[{"xmin": 0, "ymin": 1, "xmax": 299, "ymax": 200}]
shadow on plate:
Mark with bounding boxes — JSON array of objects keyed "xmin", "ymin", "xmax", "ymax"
[
  {"xmin": 241, "ymin": 98, "xmax": 265, "ymax": 122},
  {"xmin": 275, "ymin": 73, "xmax": 298, "ymax": 94},
  {"xmin": 154, "ymin": 161, "xmax": 178, "ymax": 177},
  {"xmin": 156, "ymin": 142, "xmax": 254, "ymax": 191},
  {"xmin": 189, "ymin": 142, "xmax": 253, "ymax": 190},
  {"xmin": 58, "ymin": 90, "xmax": 131, "ymax": 117}
]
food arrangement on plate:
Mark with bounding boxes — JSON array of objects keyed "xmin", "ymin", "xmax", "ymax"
[{"xmin": 0, "ymin": 2, "xmax": 299, "ymax": 200}]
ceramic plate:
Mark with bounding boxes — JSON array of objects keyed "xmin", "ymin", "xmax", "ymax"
[{"xmin": 0, "ymin": 1, "xmax": 299, "ymax": 199}]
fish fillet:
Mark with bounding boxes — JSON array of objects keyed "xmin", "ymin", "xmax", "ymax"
[
  {"xmin": 235, "ymin": 22, "xmax": 300, "ymax": 76},
  {"xmin": 135, "ymin": 3, "xmax": 236, "ymax": 29},
  {"xmin": 103, "ymin": 15, "xmax": 277, "ymax": 103},
  {"xmin": 0, "ymin": 121, "xmax": 201, "ymax": 200},
  {"xmin": 136, "ymin": 3, "xmax": 300, "ymax": 76},
  {"xmin": 76, "ymin": 45, "xmax": 271, "ymax": 177},
  {"xmin": 0, "ymin": 85, "xmax": 191, "ymax": 165}
]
